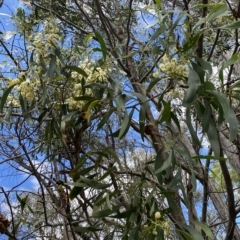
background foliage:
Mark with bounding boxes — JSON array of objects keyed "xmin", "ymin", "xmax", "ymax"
[{"xmin": 0, "ymin": 0, "xmax": 240, "ymax": 239}]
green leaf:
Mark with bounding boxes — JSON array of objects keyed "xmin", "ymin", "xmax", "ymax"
[
  {"xmin": 114, "ymin": 94, "xmax": 131, "ymax": 114},
  {"xmin": 139, "ymin": 103, "xmax": 147, "ymax": 141},
  {"xmin": 155, "ymin": 149, "xmax": 173, "ymax": 174},
  {"xmin": 111, "ymin": 206, "xmax": 138, "ymax": 218},
  {"xmin": 206, "ymin": 118, "xmax": 220, "ymax": 158},
  {"xmin": 0, "ymin": 84, "xmax": 17, "ymax": 112},
  {"xmin": 92, "ymin": 206, "xmax": 119, "ymax": 218},
  {"xmin": 64, "ymin": 65, "xmax": 88, "ymax": 78},
  {"xmin": 118, "ymin": 108, "xmax": 134, "ymax": 139},
  {"xmin": 203, "ymin": 81, "xmax": 215, "ymax": 90},
  {"xmin": 3, "ymin": 105, "xmax": 12, "ymax": 123},
  {"xmin": 220, "ymin": 20, "xmax": 240, "ymax": 29},
  {"xmin": 202, "ymin": 100, "xmax": 210, "ymax": 132},
  {"xmin": 83, "ymin": 33, "xmax": 95, "ymax": 43},
  {"xmin": 232, "ymin": 80, "xmax": 240, "ymax": 89},
  {"xmin": 186, "ymin": 106, "xmax": 201, "ymax": 147},
  {"xmin": 73, "ymin": 226, "xmax": 102, "ymax": 233},
  {"xmin": 73, "ymin": 95, "xmax": 95, "ymax": 101},
  {"xmin": 47, "ymin": 54, "xmax": 56, "ymax": 80},
  {"xmin": 158, "ymin": 101, "xmax": 171, "ymax": 124},
  {"xmin": 170, "ymin": 112, "xmax": 181, "ymax": 131},
  {"xmin": 80, "ymin": 177, "xmax": 112, "ymax": 189},
  {"xmin": 16, "ymin": 194, "xmax": 28, "ymax": 212},
  {"xmin": 223, "ymin": 53, "xmax": 238, "ymax": 69},
  {"xmin": 155, "ymin": 148, "xmax": 164, "ymax": 184},
  {"xmin": 191, "ymin": 61, "xmax": 205, "ymax": 84},
  {"xmin": 104, "ymin": 232, "xmax": 114, "ymax": 240},
  {"xmin": 192, "ymin": 155, "xmax": 227, "ymax": 161},
  {"xmin": 69, "ymin": 186, "xmax": 84, "ymax": 200},
  {"xmin": 183, "ymin": 67, "xmax": 201, "ymax": 106},
  {"xmin": 196, "ymin": 58, "xmax": 212, "ymax": 76},
  {"xmin": 207, "ymin": 4, "xmax": 228, "ymax": 22},
  {"xmin": 62, "ymin": 111, "xmax": 77, "ymax": 122},
  {"xmin": 84, "ymin": 100, "xmax": 100, "ymax": 122},
  {"xmin": 129, "ymin": 225, "xmax": 140, "ymax": 240},
  {"xmin": 176, "ymin": 229, "xmax": 194, "ymax": 240},
  {"xmin": 95, "ymin": 32, "xmax": 107, "ymax": 61},
  {"xmin": 228, "ymin": 107, "xmax": 238, "ymax": 141},
  {"xmin": 179, "ymin": 224, "xmax": 204, "ymax": 240},
  {"xmin": 98, "ymin": 167, "xmax": 116, "ymax": 181},
  {"xmin": 147, "ymin": 77, "xmax": 162, "ymax": 92},
  {"xmin": 191, "ymin": 170, "xmax": 197, "ymax": 192},
  {"xmin": 206, "ymin": 90, "xmax": 238, "ymax": 140},
  {"xmin": 176, "ymin": 143, "xmax": 193, "ymax": 168},
  {"xmin": 191, "ymin": 221, "xmax": 214, "ymax": 240},
  {"xmin": 219, "ymin": 53, "xmax": 238, "ymax": 83},
  {"xmin": 152, "ymin": 46, "xmax": 162, "ymax": 56}
]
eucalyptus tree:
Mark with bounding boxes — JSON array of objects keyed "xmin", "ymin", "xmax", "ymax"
[{"xmin": 0, "ymin": 0, "xmax": 240, "ymax": 239}]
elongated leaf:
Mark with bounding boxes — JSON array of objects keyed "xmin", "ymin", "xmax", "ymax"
[
  {"xmin": 64, "ymin": 65, "xmax": 88, "ymax": 78},
  {"xmin": 196, "ymin": 58, "xmax": 212, "ymax": 76},
  {"xmin": 139, "ymin": 103, "xmax": 146, "ymax": 141},
  {"xmin": 191, "ymin": 61, "xmax": 205, "ymax": 83},
  {"xmin": 155, "ymin": 148, "xmax": 164, "ymax": 184},
  {"xmin": 170, "ymin": 112, "xmax": 181, "ymax": 131},
  {"xmin": 0, "ymin": 84, "xmax": 17, "ymax": 112},
  {"xmin": 207, "ymin": 118, "xmax": 220, "ymax": 157},
  {"xmin": 202, "ymin": 100, "xmax": 210, "ymax": 132},
  {"xmin": 228, "ymin": 107, "xmax": 238, "ymax": 141},
  {"xmin": 183, "ymin": 67, "xmax": 201, "ymax": 106},
  {"xmin": 16, "ymin": 194, "xmax": 28, "ymax": 212},
  {"xmin": 95, "ymin": 32, "xmax": 107, "ymax": 60},
  {"xmin": 207, "ymin": 4, "xmax": 227, "ymax": 22},
  {"xmin": 3, "ymin": 105, "xmax": 12, "ymax": 123},
  {"xmin": 176, "ymin": 229, "xmax": 194, "ymax": 240},
  {"xmin": 104, "ymin": 232, "xmax": 114, "ymax": 240},
  {"xmin": 176, "ymin": 143, "xmax": 193, "ymax": 168},
  {"xmin": 73, "ymin": 226, "xmax": 102, "ymax": 233},
  {"xmin": 114, "ymin": 94, "xmax": 131, "ymax": 114},
  {"xmin": 2, "ymin": 31, "xmax": 17, "ymax": 40},
  {"xmin": 192, "ymin": 221, "xmax": 214, "ymax": 240},
  {"xmin": 223, "ymin": 53, "xmax": 238, "ymax": 69},
  {"xmin": 73, "ymin": 95, "xmax": 95, "ymax": 101},
  {"xmin": 84, "ymin": 100, "xmax": 100, "ymax": 121},
  {"xmin": 155, "ymin": 149, "xmax": 173, "ymax": 174},
  {"xmin": 97, "ymin": 108, "xmax": 115, "ymax": 130},
  {"xmin": 98, "ymin": 167, "xmax": 116, "ymax": 181},
  {"xmin": 192, "ymin": 155, "xmax": 226, "ymax": 161},
  {"xmin": 186, "ymin": 106, "xmax": 201, "ymax": 147},
  {"xmin": 206, "ymin": 90, "xmax": 238, "ymax": 140},
  {"xmin": 118, "ymin": 108, "xmax": 134, "ymax": 139},
  {"xmin": 111, "ymin": 206, "xmax": 138, "ymax": 218},
  {"xmin": 92, "ymin": 206, "xmax": 119, "ymax": 218},
  {"xmin": 179, "ymin": 224, "xmax": 204, "ymax": 240},
  {"xmin": 220, "ymin": 20, "xmax": 240, "ymax": 29},
  {"xmin": 147, "ymin": 77, "xmax": 163, "ymax": 92},
  {"xmin": 62, "ymin": 111, "xmax": 77, "ymax": 122},
  {"xmin": 158, "ymin": 101, "xmax": 171, "ymax": 124},
  {"xmin": 47, "ymin": 54, "xmax": 56, "ymax": 80}
]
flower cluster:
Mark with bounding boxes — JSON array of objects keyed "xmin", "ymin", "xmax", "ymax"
[
  {"xmin": 153, "ymin": 55, "xmax": 188, "ymax": 79},
  {"xmin": 66, "ymin": 84, "xmax": 92, "ymax": 111},
  {"xmin": 72, "ymin": 60, "xmax": 109, "ymax": 83},
  {"xmin": 66, "ymin": 60, "xmax": 109, "ymax": 110},
  {"xmin": 143, "ymin": 211, "xmax": 170, "ymax": 237},
  {"xmin": 27, "ymin": 21, "xmax": 61, "ymax": 76}
]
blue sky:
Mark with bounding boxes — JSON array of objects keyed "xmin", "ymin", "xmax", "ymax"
[{"xmin": 0, "ymin": 0, "xmax": 38, "ymax": 195}]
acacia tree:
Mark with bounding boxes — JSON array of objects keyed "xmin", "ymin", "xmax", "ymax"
[{"xmin": 1, "ymin": 0, "xmax": 240, "ymax": 239}]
